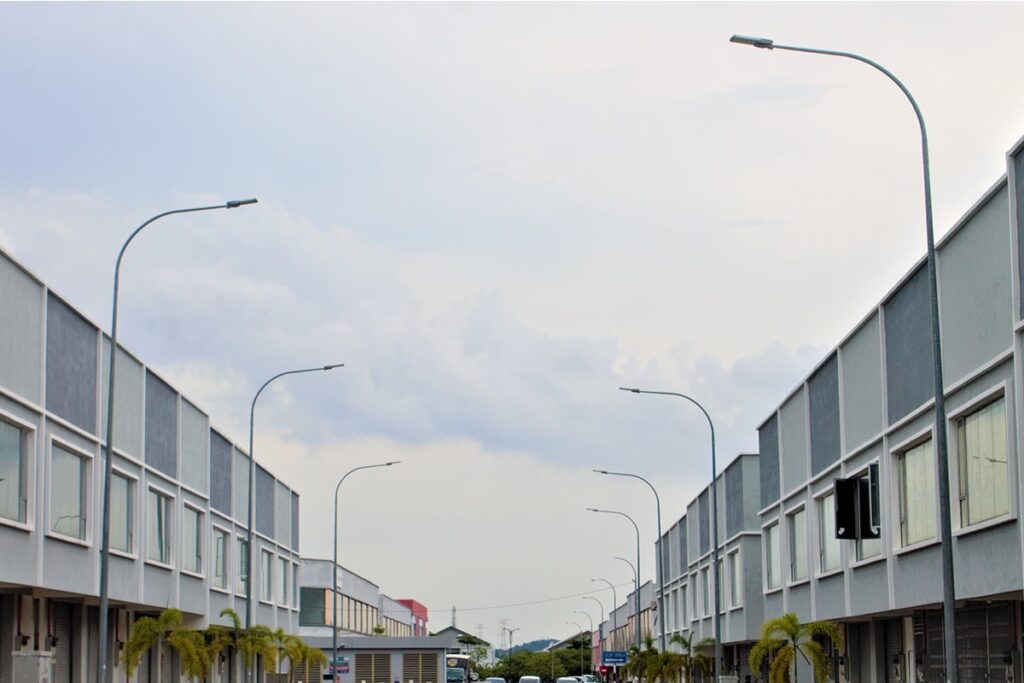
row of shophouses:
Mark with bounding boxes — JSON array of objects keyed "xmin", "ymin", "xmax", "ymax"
[
  {"xmin": 0, "ymin": 243, "xmax": 431, "ymax": 683},
  {"xmin": 591, "ymin": 134, "xmax": 1024, "ymax": 682}
]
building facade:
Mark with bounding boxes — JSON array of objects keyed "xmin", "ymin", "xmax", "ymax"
[{"xmin": 0, "ymin": 248, "xmax": 301, "ymax": 683}]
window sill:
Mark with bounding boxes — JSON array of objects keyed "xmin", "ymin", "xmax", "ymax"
[
  {"xmin": 109, "ymin": 548, "xmax": 137, "ymax": 561},
  {"xmin": 849, "ymin": 554, "xmax": 886, "ymax": 570},
  {"xmin": 728, "ymin": 604, "xmax": 743, "ymax": 613},
  {"xmin": 259, "ymin": 599, "xmax": 274, "ymax": 606},
  {"xmin": 787, "ymin": 578, "xmax": 810, "ymax": 589},
  {"xmin": 45, "ymin": 530, "xmax": 90, "ymax": 548},
  {"xmin": 210, "ymin": 585, "xmax": 231, "ymax": 596},
  {"xmin": 763, "ymin": 586, "xmax": 783, "ymax": 596},
  {"xmin": 181, "ymin": 569, "xmax": 205, "ymax": 580},
  {"xmin": 144, "ymin": 559, "xmax": 174, "ymax": 571},
  {"xmin": 893, "ymin": 537, "xmax": 941, "ymax": 557},
  {"xmin": 816, "ymin": 568, "xmax": 843, "ymax": 581},
  {"xmin": 0, "ymin": 517, "xmax": 33, "ymax": 533},
  {"xmin": 954, "ymin": 513, "xmax": 1016, "ymax": 538}
]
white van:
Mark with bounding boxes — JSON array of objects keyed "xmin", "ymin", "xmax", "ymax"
[{"xmin": 519, "ymin": 676, "xmax": 542, "ymax": 683}]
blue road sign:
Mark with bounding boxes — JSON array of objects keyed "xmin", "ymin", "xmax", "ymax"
[{"xmin": 602, "ymin": 651, "xmax": 628, "ymax": 666}]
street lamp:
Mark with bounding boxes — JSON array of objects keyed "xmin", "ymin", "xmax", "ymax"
[
  {"xmin": 594, "ymin": 469, "xmax": 666, "ymax": 651},
  {"xmin": 590, "ymin": 579, "xmax": 616, "ymax": 647},
  {"xmin": 588, "ymin": 509, "xmax": 642, "ymax": 648},
  {"xmin": 96, "ymin": 198, "xmax": 258, "ymax": 683},
  {"xmin": 583, "ymin": 595, "xmax": 605, "ymax": 640},
  {"xmin": 575, "ymin": 608, "xmax": 597, "ymax": 672},
  {"xmin": 331, "ymin": 462, "xmax": 401, "ymax": 681},
  {"xmin": 728, "ymin": 34, "xmax": 958, "ymax": 682},
  {"xmin": 614, "ymin": 557, "xmax": 638, "ymax": 589},
  {"xmin": 246, "ymin": 364, "xmax": 343, "ymax": 636},
  {"xmin": 566, "ymin": 621, "xmax": 587, "ymax": 675},
  {"xmin": 502, "ymin": 626, "xmax": 520, "ymax": 671},
  {"xmin": 619, "ymin": 388, "xmax": 720, "ymax": 677}
]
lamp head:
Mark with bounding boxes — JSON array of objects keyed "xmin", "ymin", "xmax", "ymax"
[
  {"xmin": 586, "ymin": 507, "xmax": 600, "ymax": 513},
  {"xmin": 729, "ymin": 34, "xmax": 774, "ymax": 49},
  {"xmin": 593, "ymin": 469, "xmax": 609, "ymax": 475},
  {"xmin": 323, "ymin": 363, "xmax": 344, "ymax": 371},
  {"xmin": 385, "ymin": 461, "xmax": 401, "ymax": 466},
  {"xmin": 618, "ymin": 387, "xmax": 641, "ymax": 393},
  {"xmin": 225, "ymin": 198, "xmax": 259, "ymax": 208}
]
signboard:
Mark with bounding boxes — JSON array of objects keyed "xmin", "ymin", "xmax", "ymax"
[
  {"xmin": 324, "ymin": 656, "xmax": 350, "ymax": 680},
  {"xmin": 602, "ymin": 651, "xmax": 628, "ymax": 666}
]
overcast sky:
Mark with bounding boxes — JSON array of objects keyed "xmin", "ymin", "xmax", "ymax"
[{"xmin": 3, "ymin": 2, "xmax": 1024, "ymax": 644}]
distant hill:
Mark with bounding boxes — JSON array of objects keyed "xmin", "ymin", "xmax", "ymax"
[{"xmin": 495, "ymin": 639, "xmax": 556, "ymax": 658}]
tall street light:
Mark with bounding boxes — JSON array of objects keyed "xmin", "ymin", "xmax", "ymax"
[
  {"xmin": 619, "ymin": 388, "xmax": 720, "ymax": 678},
  {"xmin": 583, "ymin": 595, "xmax": 605, "ymax": 641},
  {"xmin": 566, "ymin": 621, "xmax": 587, "ymax": 675},
  {"xmin": 97, "ymin": 198, "xmax": 258, "ymax": 683},
  {"xmin": 594, "ymin": 469, "xmax": 666, "ymax": 651},
  {"xmin": 246, "ymin": 365, "xmax": 343, "ymax": 645},
  {"xmin": 590, "ymin": 579, "xmax": 616, "ymax": 647},
  {"xmin": 727, "ymin": 34, "xmax": 957, "ymax": 681},
  {"xmin": 614, "ymin": 557, "xmax": 638, "ymax": 589},
  {"xmin": 331, "ymin": 462, "xmax": 400, "ymax": 680},
  {"xmin": 502, "ymin": 626, "xmax": 520, "ymax": 663},
  {"xmin": 588, "ymin": 509, "xmax": 642, "ymax": 648}
]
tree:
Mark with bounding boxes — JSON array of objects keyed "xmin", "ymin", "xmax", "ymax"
[
  {"xmin": 122, "ymin": 608, "xmax": 185, "ymax": 679},
  {"xmin": 748, "ymin": 613, "xmax": 843, "ymax": 683},
  {"xmin": 372, "ymin": 625, "xmax": 386, "ymax": 635},
  {"xmin": 669, "ymin": 633, "xmax": 714, "ymax": 683}
]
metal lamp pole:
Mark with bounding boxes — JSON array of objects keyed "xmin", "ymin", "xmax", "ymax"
[
  {"xmin": 583, "ymin": 595, "xmax": 605, "ymax": 643},
  {"xmin": 502, "ymin": 626, "xmax": 520, "ymax": 674},
  {"xmin": 590, "ymin": 579, "xmax": 616, "ymax": 649},
  {"xmin": 567, "ymin": 621, "xmax": 586, "ymax": 675},
  {"xmin": 574, "ymin": 609, "xmax": 596, "ymax": 672},
  {"xmin": 728, "ymin": 34, "xmax": 957, "ymax": 681},
  {"xmin": 619, "ymin": 388, "xmax": 720, "ymax": 679},
  {"xmin": 331, "ymin": 462, "xmax": 400, "ymax": 681},
  {"xmin": 594, "ymin": 469, "xmax": 666, "ymax": 651},
  {"xmin": 96, "ymin": 198, "xmax": 258, "ymax": 683},
  {"xmin": 614, "ymin": 557, "xmax": 638, "ymax": 590},
  {"xmin": 588, "ymin": 509, "xmax": 642, "ymax": 648}
]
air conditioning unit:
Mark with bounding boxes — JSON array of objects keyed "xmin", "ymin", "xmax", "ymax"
[{"xmin": 13, "ymin": 651, "xmax": 53, "ymax": 683}]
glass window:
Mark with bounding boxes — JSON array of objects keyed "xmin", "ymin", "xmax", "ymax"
[
  {"xmin": 0, "ymin": 420, "xmax": 27, "ymax": 523},
  {"xmin": 292, "ymin": 563, "xmax": 299, "ymax": 608},
  {"xmin": 958, "ymin": 398, "xmax": 1009, "ymax": 526},
  {"xmin": 51, "ymin": 444, "xmax": 86, "ymax": 539},
  {"xmin": 278, "ymin": 557, "xmax": 288, "ymax": 604},
  {"xmin": 701, "ymin": 567, "xmax": 710, "ymax": 616},
  {"xmin": 213, "ymin": 528, "xmax": 229, "ymax": 589},
  {"xmin": 109, "ymin": 473, "xmax": 132, "ymax": 553},
  {"xmin": 728, "ymin": 551, "xmax": 742, "ymax": 607},
  {"xmin": 765, "ymin": 523, "xmax": 781, "ymax": 590},
  {"xmin": 856, "ymin": 466, "xmax": 883, "ymax": 561},
  {"xmin": 897, "ymin": 440, "xmax": 936, "ymax": 546},
  {"xmin": 182, "ymin": 506, "xmax": 202, "ymax": 573},
  {"xmin": 819, "ymin": 493, "xmax": 840, "ymax": 573},
  {"xmin": 789, "ymin": 508, "xmax": 807, "ymax": 581},
  {"xmin": 261, "ymin": 550, "xmax": 273, "ymax": 602},
  {"xmin": 147, "ymin": 489, "xmax": 172, "ymax": 563},
  {"xmin": 299, "ymin": 587, "xmax": 326, "ymax": 626},
  {"xmin": 238, "ymin": 539, "xmax": 249, "ymax": 594}
]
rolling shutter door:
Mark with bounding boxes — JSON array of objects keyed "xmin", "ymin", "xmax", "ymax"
[
  {"xmin": 52, "ymin": 603, "xmax": 73, "ymax": 683},
  {"xmin": 356, "ymin": 654, "xmax": 374, "ymax": 683},
  {"xmin": 987, "ymin": 604, "xmax": 1013, "ymax": 682},
  {"xmin": 957, "ymin": 607, "xmax": 987, "ymax": 683},
  {"xmin": 374, "ymin": 654, "xmax": 391, "ymax": 683},
  {"xmin": 856, "ymin": 623, "xmax": 873, "ymax": 683},
  {"xmin": 884, "ymin": 619, "xmax": 902, "ymax": 683},
  {"xmin": 402, "ymin": 653, "xmax": 438, "ymax": 683},
  {"xmin": 87, "ymin": 607, "xmax": 99, "ymax": 683}
]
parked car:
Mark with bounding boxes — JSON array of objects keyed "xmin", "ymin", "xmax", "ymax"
[
  {"xmin": 518, "ymin": 676, "xmax": 542, "ymax": 683},
  {"xmin": 580, "ymin": 675, "xmax": 601, "ymax": 683},
  {"xmin": 484, "ymin": 678, "xmax": 506, "ymax": 683},
  {"xmin": 557, "ymin": 677, "xmax": 581, "ymax": 683}
]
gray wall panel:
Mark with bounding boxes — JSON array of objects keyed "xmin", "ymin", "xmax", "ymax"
[
  {"xmin": 893, "ymin": 547, "xmax": 943, "ymax": 610},
  {"xmin": 0, "ymin": 253, "xmax": 43, "ymax": 403},
  {"xmin": 255, "ymin": 465, "xmax": 274, "ymax": 538},
  {"xmin": 848, "ymin": 561, "xmax": 889, "ymax": 617},
  {"xmin": 687, "ymin": 500, "xmax": 699, "ymax": 563},
  {"xmin": 764, "ymin": 593, "xmax": 783, "ymax": 623},
  {"xmin": 291, "ymin": 492, "xmax": 300, "ymax": 551},
  {"xmin": 779, "ymin": 389, "xmax": 808, "ymax": 494},
  {"xmin": 143, "ymin": 565, "xmax": 175, "ymax": 608},
  {"xmin": 42, "ymin": 539, "xmax": 94, "ymax": 595},
  {"xmin": 107, "ymin": 555, "xmax": 139, "ymax": 603},
  {"xmin": 210, "ymin": 431, "xmax": 232, "ymax": 515},
  {"xmin": 1016, "ymin": 150, "xmax": 1024, "ymax": 319},
  {"xmin": 759, "ymin": 416, "xmax": 780, "ymax": 509},
  {"xmin": 698, "ymin": 491, "xmax": 709, "ymax": 555},
  {"xmin": 274, "ymin": 482, "xmax": 290, "ymax": 549},
  {"xmin": 808, "ymin": 354, "xmax": 840, "ymax": 476},
  {"xmin": 938, "ymin": 185, "xmax": 1012, "ymax": 381},
  {"xmin": 841, "ymin": 314, "xmax": 884, "ymax": 450},
  {"xmin": 144, "ymin": 371, "xmax": 178, "ymax": 478},
  {"xmin": 678, "ymin": 519, "xmax": 687, "ymax": 574},
  {"xmin": 884, "ymin": 266, "xmax": 934, "ymax": 424},
  {"xmin": 743, "ymin": 456, "xmax": 760, "ymax": 531},
  {"xmin": 955, "ymin": 522, "xmax": 1023, "ymax": 599},
  {"xmin": 787, "ymin": 583, "xmax": 811, "ymax": 621},
  {"xmin": 725, "ymin": 462, "xmax": 744, "ymax": 538},
  {"xmin": 45, "ymin": 294, "xmax": 98, "ymax": 433},
  {"xmin": 233, "ymin": 450, "xmax": 249, "ymax": 522},
  {"xmin": 179, "ymin": 400, "xmax": 209, "ymax": 494},
  {"xmin": 814, "ymin": 573, "xmax": 846, "ymax": 621},
  {"xmin": 100, "ymin": 339, "xmax": 143, "ymax": 458},
  {"xmin": 179, "ymin": 575, "xmax": 205, "ymax": 615}
]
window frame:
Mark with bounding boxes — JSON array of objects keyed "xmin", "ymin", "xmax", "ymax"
[
  {"xmin": 211, "ymin": 525, "xmax": 231, "ymax": 593},
  {"xmin": 145, "ymin": 484, "xmax": 175, "ymax": 568},
  {"xmin": 236, "ymin": 536, "xmax": 250, "ymax": 596},
  {"xmin": 848, "ymin": 460, "xmax": 884, "ymax": 565},
  {"xmin": 180, "ymin": 502, "xmax": 205, "ymax": 577},
  {"xmin": 0, "ymin": 410, "xmax": 35, "ymax": 530},
  {"xmin": 47, "ymin": 436, "xmax": 92, "ymax": 546},
  {"xmin": 787, "ymin": 504, "xmax": 808, "ymax": 584},
  {"xmin": 950, "ymin": 388, "xmax": 1014, "ymax": 531},
  {"xmin": 277, "ymin": 555, "xmax": 289, "ymax": 605},
  {"xmin": 701, "ymin": 566, "xmax": 711, "ymax": 617},
  {"xmin": 108, "ymin": 467, "xmax": 138, "ymax": 558},
  {"xmin": 763, "ymin": 520, "xmax": 782, "ymax": 592},
  {"xmin": 892, "ymin": 429, "xmax": 938, "ymax": 550},
  {"xmin": 292, "ymin": 561, "xmax": 300, "ymax": 609},
  {"xmin": 816, "ymin": 489, "xmax": 841, "ymax": 576},
  {"xmin": 260, "ymin": 548, "xmax": 274, "ymax": 604},
  {"xmin": 727, "ymin": 548, "xmax": 742, "ymax": 609}
]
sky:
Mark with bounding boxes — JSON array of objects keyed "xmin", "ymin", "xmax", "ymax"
[{"xmin": 2, "ymin": 1, "xmax": 1024, "ymax": 645}]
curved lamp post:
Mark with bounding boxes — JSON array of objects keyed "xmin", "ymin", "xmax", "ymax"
[
  {"xmin": 728, "ymin": 34, "xmax": 956, "ymax": 680},
  {"xmin": 594, "ymin": 469, "xmax": 666, "ymax": 651},
  {"xmin": 619, "ymin": 388, "xmax": 719, "ymax": 676},
  {"xmin": 583, "ymin": 595, "xmax": 605, "ymax": 642},
  {"xmin": 590, "ymin": 579, "xmax": 616, "ymax": 647},
  {"xmin": 614, "ymin": 557, "xmax": 638, "ymax": 589},
  {"xmin": 97, "ymin": 198, "xmax": 258, "ymax": 683},
  {"xmin": 502, "ymin": 626, "xmax": 520, "ymax": 664},
  {"xmin": 588, "ymin": 509, "xmax": 642, "ymax": 648},
  {"xmin": 575, "ymin": 608, "xmax": 596, "ymax": 672},
  {"xmin": 331, "ymin": 462, "xmax": 401, "ymax": 680},
  {"xmin": 566, "ymin": 621, "xmax": 587, "ymax": 674},
  {"xmin": 246, "ymin": 364, "xmax": 344, "ymax": 635}
]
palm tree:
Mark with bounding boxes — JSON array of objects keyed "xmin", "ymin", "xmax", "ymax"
[
  {"xmin": 748, "ymin": 613, "xmax": 843, "ymax": 683},
  {"xmin": 122, "ymin": 608, "xmax": 185, "ymax": 679},
  {"xmin": 668, "ymin": 633, "xmax": 714, "ymax": 683}
]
